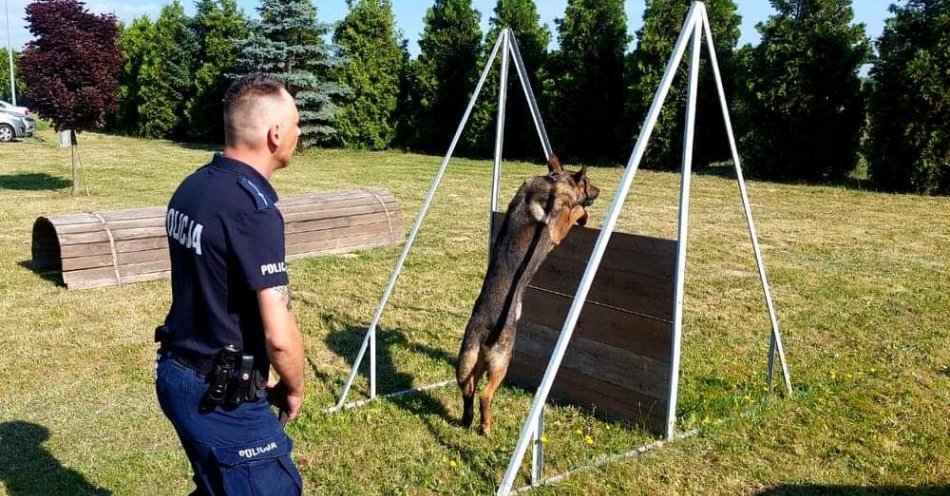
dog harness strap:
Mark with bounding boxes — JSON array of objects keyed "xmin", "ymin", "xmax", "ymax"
[{"xmin": 90, "ymin": 211, "xmax": 122, "ymax": 285}]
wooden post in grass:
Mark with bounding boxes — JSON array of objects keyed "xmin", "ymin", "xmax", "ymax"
[{"xmin": 69, "ymin": 130, "xmax": 78, "ymax": 195}]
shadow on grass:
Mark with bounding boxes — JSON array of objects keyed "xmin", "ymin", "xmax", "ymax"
[
  {"xmin": 0, "ymin": 173, "xmax": 70, "ymax": 191},
  {"xmin": 0, "ymin": 421, "xmax": 111, "ymax": 495},
  {"xmin": 321, "ymin": 312, "xmax": 517, "ymax": 485},
  {"xmin": 323, "ymin": 320, "xmax": 456, "ymax": 396},
  {"xmin": 756, "ymin": 485, "xmax": 948, "ymax": 495},
  {"xmin": 19, "ymin": 260, "xmax": 64, "ymax": 287}
]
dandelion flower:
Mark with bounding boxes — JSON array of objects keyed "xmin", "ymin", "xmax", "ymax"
[
  {"xmin": 449, "ymin": 460, "xmax": 458, "ymax": 468},
  {"xmin": 584, "ymin": 435, "xmax": 594, "ymax": 444}
]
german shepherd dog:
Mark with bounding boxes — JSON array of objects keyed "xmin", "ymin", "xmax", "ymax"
[{"xmin": 456, "ymin": 155, "xmax": 600, "ymax": 436}]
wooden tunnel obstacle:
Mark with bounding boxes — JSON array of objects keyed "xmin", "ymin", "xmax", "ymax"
[
  {"xmin": 31, "ymin": 188, "xmax": 402, "ymax": 290},
  {"xmin": 492, "ymin": 212, "xmax": 676, "ymax": 436}
]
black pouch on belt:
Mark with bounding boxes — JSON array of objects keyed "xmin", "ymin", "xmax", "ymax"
[{"xmin": 224, "ymin": 354, "xmax": 264, "ymax": 408}]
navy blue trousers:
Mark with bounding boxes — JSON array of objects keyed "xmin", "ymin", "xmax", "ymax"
[{"xmin": 156, "ymin": 356, "xmax": 302, "ymax": 495}]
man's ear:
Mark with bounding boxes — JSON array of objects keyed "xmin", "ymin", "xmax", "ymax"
[
  {"xmin": 548, "ymin": 154, "xmax": 563, "ymax": 175},
  {"xmin": 267, "ymin": 124, "xmax": 280, "ymax": 151},
  {"xmin": 573, "ymin": 165, "xmax": 587, "ymax": 181}
]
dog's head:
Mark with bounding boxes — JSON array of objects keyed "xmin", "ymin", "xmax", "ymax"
[{"xmin": 525, "ymin": 154, "xmax": 600, "ymax": 227}]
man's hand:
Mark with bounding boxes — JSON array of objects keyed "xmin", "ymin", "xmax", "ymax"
[{"xmin": 266, "ymin": 379, "xmax": 303, "ymax": 422}]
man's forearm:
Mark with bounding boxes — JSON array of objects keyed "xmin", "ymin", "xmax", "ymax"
[{"xmin": 260, "ymin": 286, "xmax": 305, "ymax": 394}]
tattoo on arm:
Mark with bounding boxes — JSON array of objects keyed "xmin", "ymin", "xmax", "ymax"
[{"xmin": 270, "ymin": 285, "xmax": 293, "ymax": 311}]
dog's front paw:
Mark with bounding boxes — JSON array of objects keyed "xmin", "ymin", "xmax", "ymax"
[{"xmin": 572, "ymin": 206, "xmax": 589, "ymax": 227}]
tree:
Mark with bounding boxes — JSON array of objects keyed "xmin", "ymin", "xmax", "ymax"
[
  {"xmin": 137, "ymin": 1, "xmax": 199, "ymax": 139},
  {"xmin": 465, "ymin": 0, "xmax": 551, "ymax": 159},
  {"xmin": 741, "ymin": 0, "xmax": 870, "ymax": 182},
  {"xmin": 114, "ymin": 16, "xmax": 154, "ymax": 134},
  {"xmin": 332, "ymin": 0, "xmax": 404, "ymax": 150},
  {"xmin": 235, "ymin": 0, "xmax": 346, "ymax": 147},
  {"xmin": 185, "ymin": 0, "xmax": 248, "ymax": 143},
  {"xmin": 0, "ymin": 49, "xmax": 26, "ymax": 104},
  {"xmin": 866, "ymin": 0, "xmax": 949, "ymax": 195},
  {"xmin": 627, "ymin": 0, "xmax": 740, "ymax": 170},
  {"xmin": 546, "ymin": 0, "xmax": 628, "ymax": 162},
  {"xmin": 19, "ymin": 0, "xmax": 121, "ymax": 194},
  {"xmin": 402, "ymin": 0, "xmax": 482, "ymax": 153}
]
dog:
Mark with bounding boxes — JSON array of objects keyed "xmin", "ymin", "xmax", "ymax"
[{"xmin": 456, "ymin": 154, "xmax": 600, "ymax": 436}]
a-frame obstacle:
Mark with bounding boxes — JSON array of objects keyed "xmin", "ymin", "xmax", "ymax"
[
  {"xmin": 325, "ymin": 3, "xmax": 793, "ymax": 494},
  {"xmin": 325, "ymin": 24, "xmax": 555, "ymax": 414}
]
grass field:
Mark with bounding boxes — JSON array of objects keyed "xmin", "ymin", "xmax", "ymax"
[{"xmin": 0, "ymin": 129, "xmax": 947, "ymax": 495}]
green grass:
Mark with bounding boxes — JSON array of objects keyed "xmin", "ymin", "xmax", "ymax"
[{"xmin": 0, "ymin": 129, "xmax": 947, "ymax": 495}]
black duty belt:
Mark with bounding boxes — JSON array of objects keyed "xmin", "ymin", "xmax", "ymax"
[{"xmin": 167, "ymin": 347, "xmax": 215, "ymax": 376}]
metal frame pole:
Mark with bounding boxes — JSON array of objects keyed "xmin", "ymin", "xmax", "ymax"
[
  {"xmin": 331, "ymin": 35, "xmax": 506, "ymax": 409},
  {"xmin": 700, "ymin": 9, "xmax": 792, "ymax": 395},
  {"xmin": 508, "ymin": 33, "xmax": 553, "ymax": 159},
  {"xmin": 495, "ymin": 4, "xmax": 704, "ymax": 494},
  {"xmin": 490, "ymin": 29, "xmax": 511, "ymax": 254},
  {"xmin": 665, "ymin": 11, "xmax": 703, "ymax": 441},
  {"xmin": 530, "ymin": 410, "xmax": 544, "ymax": 486},
  {"xmin": 5, "ymin": 0, "xmax": 15, "ymax": 106}
]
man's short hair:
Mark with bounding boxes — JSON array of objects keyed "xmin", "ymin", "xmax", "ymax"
[{"xmin": 223, "ymin": 73, "xmax": 288, "ymax": 145}]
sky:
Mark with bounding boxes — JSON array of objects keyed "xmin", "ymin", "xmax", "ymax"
[{"xmin": 3, "ymin": 0, "xmax": 893, "ymax": 55}]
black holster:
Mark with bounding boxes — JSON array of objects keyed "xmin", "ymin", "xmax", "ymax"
[{"xmin": 200, "ymin": 345, "xmax": 267, "ymax": 411}]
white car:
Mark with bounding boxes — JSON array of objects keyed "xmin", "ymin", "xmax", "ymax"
[
  {"xmin": 0, "ymin": 100, "xmax": 29, "ymax": 116},
  {"xmin": 0, "ymin": 111, "xmax": 27, "ymax": 142}
]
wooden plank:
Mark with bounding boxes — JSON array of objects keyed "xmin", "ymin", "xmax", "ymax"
[
  {"xmin": 44, "ymin": 207, "xmax": 166, "ymax": 226},
  {"xmin": 278, "ymin": 191, "xmax": 397, "ymax": 213},
  {"xmin": 284, "ymin": 211, "xmax": 399, "ymax": 235},
  {"xmin": 59, "ymin": 237, "xmax": 168, "ymax": 259},
  {"xmin": 277, "ymin": 188, "xmax": 394, "ymax": 207},
  {"xmin": 282, "ymin": 202, "xmax": 399, "ymax": 224},
  {"xmin": 507, "ymin": 350, "xmax": 667, "ymax": 434},
  {"xmin": 54, "ymin": 216, "xmax": 165, "ymax": 235},
  {"xmin": 61, "ymin": 248, "xmax": 168, "ymax": 272},
  {"xmin": 63, "ymin": 259, "xmax": 171, "ymax": 289},
  {"xmin": 65, "ymin": 269, "xmax": 170, "ymax": 290},
  {"xmin": 514, "ymin": 322, "xmax": 670, "ymax": 400},
  {"xmin": 286, "ymin": 231, "xmax": 396, "ymax": 257},
  {"xmin": 529, "ymin": 257, "xmax": 674, "ymax": 322},
  {"xmin": 58, "ymin": 226, "xmax": 167, "ymax": 246},
  {"xmin": 520, "ymin": 288, "xmax": 673, "ymax": 362},
  {"xmin": 285, "ymin": 219, "xmax": 397, "ymax": 246}
]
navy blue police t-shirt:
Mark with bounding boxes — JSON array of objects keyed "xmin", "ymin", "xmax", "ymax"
[{"xmin": 163, "ymin": 154, "xmax": 288, "ymax": 370}]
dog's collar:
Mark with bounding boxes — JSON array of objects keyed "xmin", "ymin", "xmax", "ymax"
[{"xmin": 547, "ymin": 171, "xmax": 570, "ymax": 182}]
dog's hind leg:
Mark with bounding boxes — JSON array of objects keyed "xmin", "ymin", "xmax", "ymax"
[
  {"xmin": 478, "ymin": 355, "xmax": 511, "ymax": 437},
  {"xmin": 456, "ymin": 345, "xmax": 485, "ymax": 428}
]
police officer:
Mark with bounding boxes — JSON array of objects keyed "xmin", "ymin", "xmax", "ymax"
[{"xmin": 155, "ymin": 74, "xmax": 305, "ymax": 495}]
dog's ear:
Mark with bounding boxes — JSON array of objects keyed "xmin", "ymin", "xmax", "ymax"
[
  {"xmin": 547, "ymin": 154, "xmax": 563, "ymax": 175},
  {"xmin": 573, "ymin": 165, "xmax": 587, "ymax": 182}
]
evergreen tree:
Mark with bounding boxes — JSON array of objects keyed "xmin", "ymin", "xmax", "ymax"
[
  {"xmin": 741, "ymin": 0, "xmax": 870, "ymax": 182},
  {"xmin": 403, "ymin": 0, "xmax": 482, "ymax": 153},
  {"xmin": 627, "ymin": 0, "xmax": 740, "ymax": 170},
  {"xmin": 186, "ymin": 0, "xmax": 248, "ymax": 143},
  {"xmin": 546, "ymin": 0, "xmax": 628, "ymax": 162},
  {"xmin": 0, "ymin": 49, "xmax": 26, "ymax": 104},
  {"xmin": 866, "ymin": 0, "xmax": 949, "ymax": 195},
  {"xmin": 115, "ymin": 16, "xmax": 154, "ymax": 134},
  {"xmin": 137, "ymin": 1, "xmax": 199, "ymax": 138},
  {"xmin": 235, "ymin": 0, "xmax": 346, "ymax": 147},
  {"xmin": 465, "ymin": 0, "xmax": 550, "ymax": 159},
  {"xmin": 332, "ymin": 0, "xmax": 404, "ymax": 150}
]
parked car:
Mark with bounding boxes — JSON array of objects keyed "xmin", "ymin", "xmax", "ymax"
[
  {"xmin": 0, "ymin": 100, "xmax": 29, "ymax": 116},
  {"xmin": 0, "ymin": 111, "xmax": 27, "ymax": 142},
  {"xmin": 21, "ymin": 115, "xmax": 35, "ymax": 136}
]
